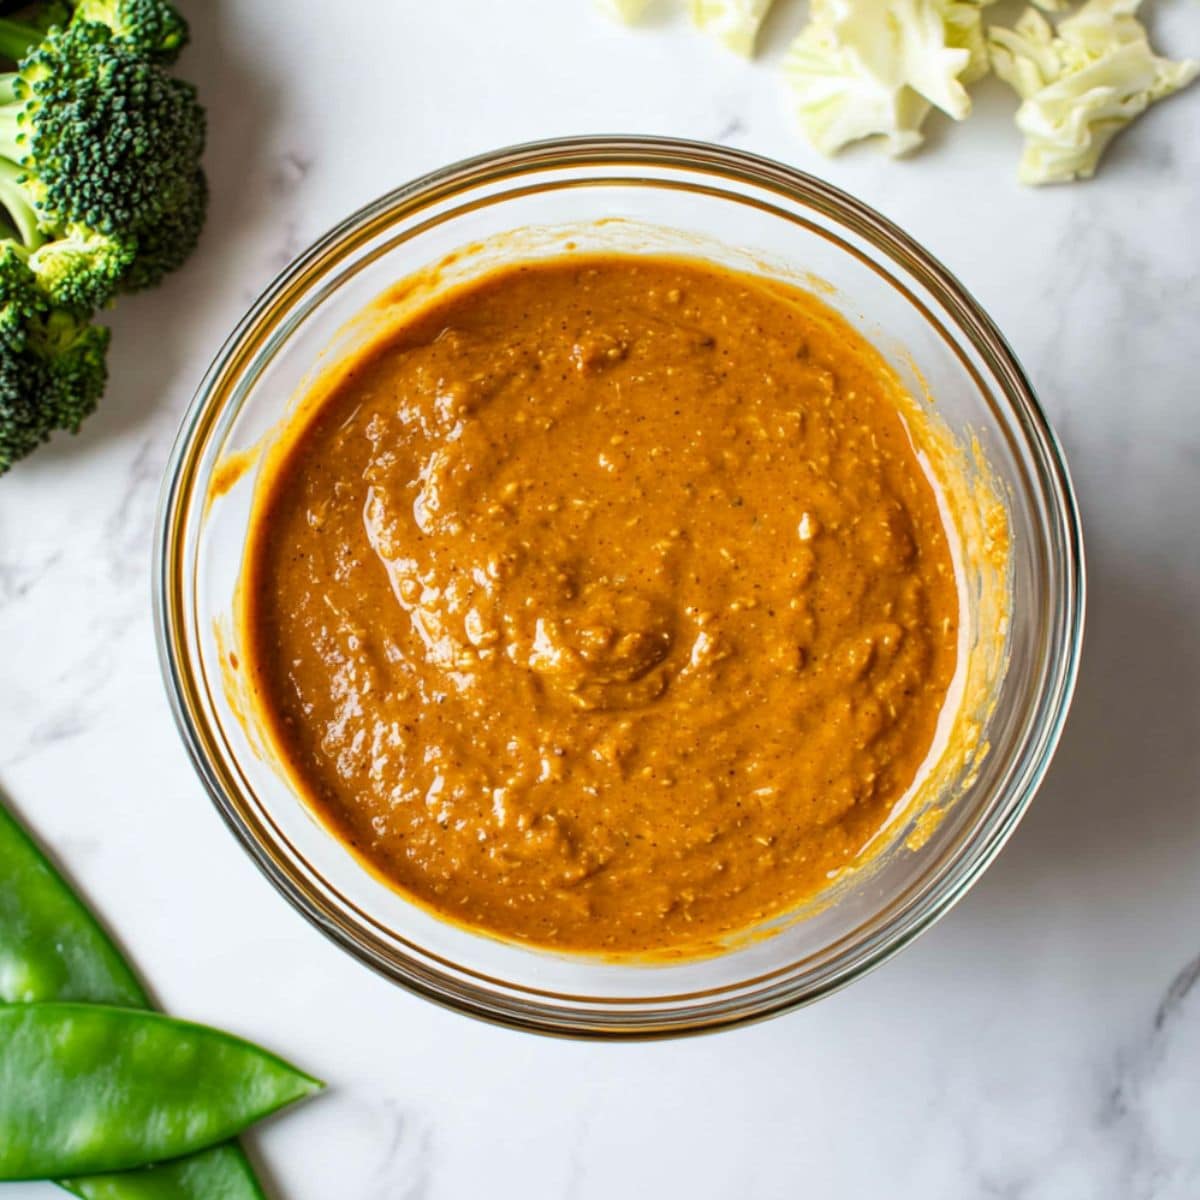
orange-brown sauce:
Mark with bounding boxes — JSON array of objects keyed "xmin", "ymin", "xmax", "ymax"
[{"xmin": 243, "ymin": 255, "xmax": 959, "ymax": 954}]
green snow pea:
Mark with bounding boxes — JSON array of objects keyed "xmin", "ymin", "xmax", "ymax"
[
  {"xmin": 0, "ymin": 1002, "xmax": 321, "ymax": 1180},
  {"xmin": 60, "ymin": 1144, "xmax": 266, "ymax": 1200},
  {"xmin": 0, "ymin": 800, "xmax": 144, "ymax": 1007},
  {"xmin": 0, "ymin": 799, "xmax": 272, "ymax": 1197}
]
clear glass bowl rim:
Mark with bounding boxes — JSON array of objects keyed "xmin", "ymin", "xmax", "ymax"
[{"xmin": 154, "ymin": 135, "xmax": 1086, "ymax": 1039}]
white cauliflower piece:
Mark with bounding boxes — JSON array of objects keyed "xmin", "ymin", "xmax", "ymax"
[
  {"xmin": 784, "ymin": 0, "xmax": 995, "ymax": 155},
  {"xmin": 690, "ymin": 0, "xmax": 779, "ymax": 57},
  {"xmin": 989, "ymin": 0, "xmax": 1198, "ymax": 183}
]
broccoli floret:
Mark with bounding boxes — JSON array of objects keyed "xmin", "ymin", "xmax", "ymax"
[
  {"xmin": 0, "ymin": 20, "xmax": 205, "ymax": 237},
  {"xmin": 0, "ymin": 239, "xmax": 40, "ymax": 347},
  {"xmin": 0, "ymin": 5, "xmax": 201, "ymax": 472},
  {"xmin": 0, "ymin": 242, "xmax": 109, "ymax": 473},
  {"xmin": 28, "ymin": 221, "xmax": 134, "ymax": 308},
  {"xmin": 122, "ymin": 164, "xmax": 204, "ymax": 292},
  {"xmin": 0, "ymin": 154, "xmax": 135, "ymax": 308},
  {"xmin": 0, "ymin": 246, "xmax": 58, "ymax": 470},
  {"xmin": 72, "ymin": 0, "xmax": 188, "ymax": 63},
  {"xmin": 30, "ymin": 303, "xmax": 109, "ymax": 421},
  {"xmin": 0, "ymin": 0, "xmax": 186, "ymax": 63},
  {"xmin": 0, "ymin": 353, "xmax": 52, "ymax": 470}
]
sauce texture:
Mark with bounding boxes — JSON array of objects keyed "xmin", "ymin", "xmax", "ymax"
[{"xmin": 243, "ymin": 256, "xmax": 959, "ymax": 954}]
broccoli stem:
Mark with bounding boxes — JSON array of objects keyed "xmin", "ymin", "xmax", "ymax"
[
  {"xmin": 0, "ymin": 155, "xmax": 43, "ymax": 248},
  {"xmin": 0, "ymin": 18, "xmax": 40, "ymax": 64}
]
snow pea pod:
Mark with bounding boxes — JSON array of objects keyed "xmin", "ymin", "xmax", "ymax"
[
  {"xmin": 0, "ymin": 1002, "xmax": 321, "ymax": 1180},
  {"xmin": 0, "ymin": 800, "xmax": 270, "ymax": 1198},
  {"xmin": 0, "ymin": 801, "xmax": 144, "ymax": 1007},
  {"xmin": 60, "ymin": 1144, "xmax": 265, "ymax": 1200}
]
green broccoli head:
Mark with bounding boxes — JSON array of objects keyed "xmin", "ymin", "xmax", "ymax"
[
  {"xmin": 73, "ymin": 0, "xmax": 189, "ymax": 63},
  {"xmin": 0, "ymin": 20, "xmax": 206, "ymax": 238},
  {"xmin": 0, "ymin": 0, "xmax": 188, "ymax": 62},
  {"xmin": 29, "ymin": 304, "xmax": 109, "ymax": 427},
  {"xmin": 0, "ymin": 240, "xmax": 41, "ymax": 348},
  {"xmin": 0, "ymin": 157, "xmax": 134, "ymax": 310},
  {"xmin": 0, "ymin": 247, "xmax": 52, "ymax": 471},
  {"xmin": 0, "ymin": 351, "xmax": 53, "ymax": 470},
  {"xmin": 28, "ymin": 221, "xmax": 134, "ymax": 309},
  {"xmin": 0, "ymin": 4, "xmax": 201, "ymax": 472},
  {"xmin": 123, "ymin": 164, "xmax": 205, "ymax": 293},
  {"xmin": 0, "ymin": 242, "xmax": 109, "ymax": 473}
]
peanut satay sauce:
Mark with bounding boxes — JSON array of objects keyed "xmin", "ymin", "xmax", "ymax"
[{"xmin": 240, "ymin": 255, "xmax": 959, "ymax": 955}]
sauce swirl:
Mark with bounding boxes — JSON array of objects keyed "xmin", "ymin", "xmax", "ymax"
[{"xmin": 243, "ymin": 256, "xmax": 959, "ymax": 953}]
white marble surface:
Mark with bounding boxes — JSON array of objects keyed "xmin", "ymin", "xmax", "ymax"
[{"xmin": 2, "ymin": 1, "xmax": 1199, "ymax": 1196}]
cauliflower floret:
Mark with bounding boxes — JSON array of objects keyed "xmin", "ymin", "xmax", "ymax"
[
  {"xmin": 989, "ymin": 0, "xmax": 1198, "ymax": 183},
  {"xmin": 784, "ymin": 0, "xmax": 995, "ymax": 155},
  {"xmin": 690, "ymin": 0, "xmax": 779, "ymax": 57}
]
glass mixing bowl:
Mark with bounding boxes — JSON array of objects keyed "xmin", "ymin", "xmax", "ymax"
[{"xmin": 155, "ymin": 137, "xmax": 1084, "ymax": 1037}]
